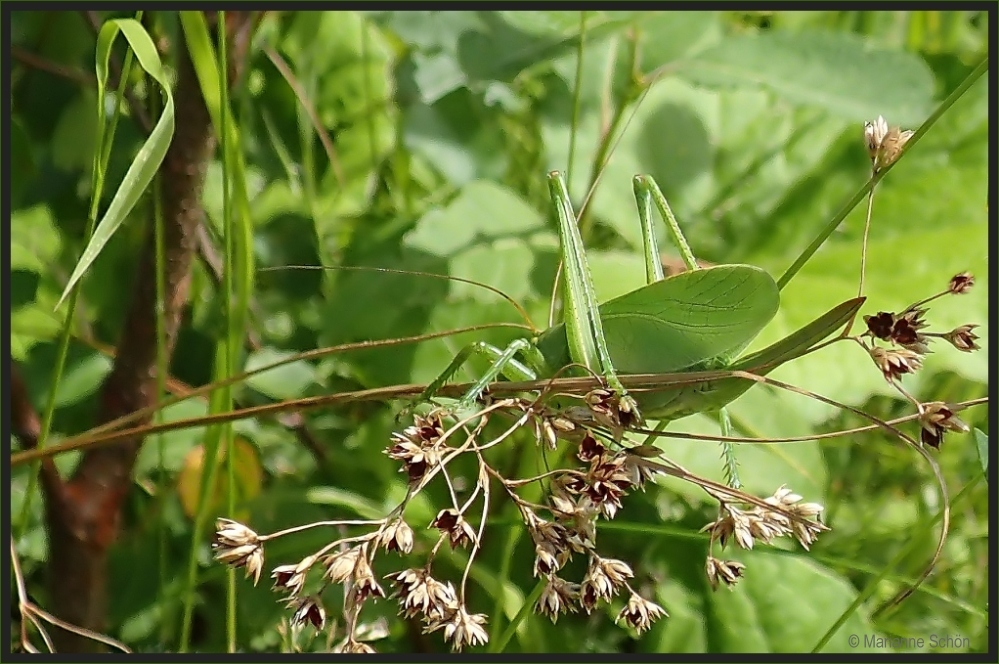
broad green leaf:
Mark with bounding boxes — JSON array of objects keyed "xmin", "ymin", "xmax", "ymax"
[
  {"xmin": 587, "ymin": 249, "xmax": 648, "ymax": 301},
  {"xmin": 405, "ymin": 180, "xmax": 546, "ymax": 256},
  {"xmin": 243, "ymin": 348, "xmax": 318, "ymax": 401},
  {"xmin": 761, "ymin": 221, "xmax": 988, "ymax": 426},
  {"xmin": 403, "ymin": 89, "xmax": 508, "ymax": 186},
  {"xmin": 11, "ymin": 206, "xmax": 67, "ymax": 360},
  {"xmin": 647, "ymin": 580, "xmax": 709, "ymax": 653},
  {"xmin": 57, "ymin": 19, "xmax": 176, "ymax": 306},
  {"xmin": 10, "ymin": 304, "xmax": 64, "ymax": 362},
  {"xmin": 460, "ymin": 11, "xmax": 637, "ymax": 85},
  {"xmin": 280, "ymin": 11, "xmax": 397, "ymax": 223},
  {"xmin": 378, "ymin": 10, "xmax": 487, "ymax": 52},
  {"xmin": 706, "ymin": 552, "xmax": 882, "ymax": 652},
  {"xmin": 496, "ymin": 10, "xmax": 605, "ymax": 36},
  {"xmin": 681, "ymin": 30, "xmax": 935, "ymax": 123},
  {"xmin": 542, "ymin": 77, "xmax": 718, "ymax": 250},
  {"xmin": 50, "ymin": 353, "xmax": 112, "ymax": 407},
  {"xmin": 635, "ymin": 11, "xmax": 719, "ymax": 71},
  {"xmin": 410, "ymin": 51, "xmax": 470, "ymax": 105},
  {"xmin": 11, "ymin": 205, "xmax": 62, "ymax": 273},
  {"xmin": 389, "ymin": 10, "xmax": 637, "ymax": 104},
  {"xmin": 51, "ymin": 90, "xmax": 98, "ymax": 171}
]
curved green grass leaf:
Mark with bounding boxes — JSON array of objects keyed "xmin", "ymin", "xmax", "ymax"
[{"xmin": 57, "ymin": 19, "xmax": 175, "ymax": 307}]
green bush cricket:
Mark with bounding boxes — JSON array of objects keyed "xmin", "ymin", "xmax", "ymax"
[{"xmin": 417, "ymin": 169, "xmax": 865, "ymax": 487}]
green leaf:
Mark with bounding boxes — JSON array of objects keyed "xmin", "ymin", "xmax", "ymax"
[
  {"xmin": 647, "ymin": 580, "xmax": 709, "ymax": 652},
  {"xmin": 403, "ymin": 89, "xmax": 508, "ymax": 186},
  {"xmin": 974, "ymin": 428, "xmax": 988, "ymax": 480},
  {"xmin": 10, "ymin": 304, "xmax": 64, "ymax": 362},
  {"xmin": 496, "ymin": 10, "xmax": 602, "ymax": 36},
  {"xmin": 681, "ymin": 30, "xmax": 935, "ymax": 123},
  {"xmin": 391, "ymin": 11, "xmax": 637, "ymax": 104},
  {"xmin": 761, "ymin": 220, "xmax": 988, "ymax": 426},
  {"xmin": 51, "ymin": 90, "xmax": 99, "ymax": 172},
  {"xmin": 280, "ymin": 10, "xmax": 397, "ymax": 222},
  {"xmin": 461, "ymin": 11, "xmax": 636, "ymax": 84},
  {"xmin": 11, "ymin": 206, "xmax": 67, "ymax": 360},
  {"xmin": 706, "ymin": 552, "xmax": 882, "ymax": 652},
  {"xmin": 542, "ymin": 77, "xmax": 717, "ymax": 250},
  {"xmin": 405, "ymin": 180, "xmax": 546, "ymax": 256},
  {"xmin": 635, "ymin": 11, "xmax": 719, "ymax": 70},
  {"xmin": 11, "ymin": 205, "xmax": 62, "ymax": 273},
  {"xmin": 10, "ymin": 116, "xmax": 35, "ymax": 207},
  {"xmin": 50, "ymin": 353, "xmax": 113, "ymax": 407},
  {"xmin": 57, "ymin": 19, "xmax": 176, "ymax": 307},
  {"xmin": 243, "ymin": 348, "xmax": 318, "ymax": 401},
  {"xmin": 378, "ymin": 10, "xmax": 487, "ymax": 52}
]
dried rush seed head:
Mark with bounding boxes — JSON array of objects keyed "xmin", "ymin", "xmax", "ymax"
[
  {"xmin": 706, "ymin": 557, "xmax": 746, "ymax": 591},
  {"xmin": 288, "ymin": 596, "xmax": 326, "ymax": 630},
  {"xmin": 431, "ymin": 509, "xmax": 478, "ymax": 549},
  {"xmin": 948, "ymin": 271, "xmax": 975, "ymax": 294},
  {"xmin": 424, "ymin": 606, "xmax": 489, "ymax": 652},
  {"xmin": 536, "ymin": 575, "xmax": 580, "ymax": 623},
  {"xmin": 212, "ymin": 519, "xmax": 264, "ymax": 585},
  {"xmin": 386, "ymin": 568, "xmax": 458, "ymax": 621},
  {"xmin": 864, "ymin": 114, "xmax": 913, "ymax": 171},
  {"xmin": 869, "ymin": 346, "xmax": 923, "ymax": 382},
  {"xmin": 616, "ymin": 592, "xmax": 668, "ymax": 634},
  {"xmin": 377, "ymin": 518, "xmax": 415, "ymax": 555},
  {"xmin": 919, "ymin": 401, "xmax": 970, "ymax": 449},
  {"xmin": 944, "ymin": 324, "xmax": 980, "ymax": 352}
]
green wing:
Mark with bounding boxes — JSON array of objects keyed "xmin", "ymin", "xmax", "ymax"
[{"xmin": 537, "ymin": 265, "xmax": 780, "ymax": 375}]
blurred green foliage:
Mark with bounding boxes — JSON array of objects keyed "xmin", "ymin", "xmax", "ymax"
[{"xmin": 9, "ymin": 10, "xmax": 989, "ymax": 654}]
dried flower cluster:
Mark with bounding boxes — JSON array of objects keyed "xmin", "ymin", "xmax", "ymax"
[
  {"xmin": 386, "ymin": 411, "xmax": 449, "ymax": 483},
  {"xmin": 213, "ymin": 379, "xmax": 842, "ymax": 651},
  {"xmin": 703, "ymin": 486, "xmax": 826, "ymax": 552},
  {"xmin": 858, "ymin": 271, "xmax": 979, "ymax": 448},
  {"xmin": 696, "ymin": 486, "xmax": 828, "ymax": 592},
  {"xmin": 510, "ymin": 431, "xmax": 671, "ymax": 634}
]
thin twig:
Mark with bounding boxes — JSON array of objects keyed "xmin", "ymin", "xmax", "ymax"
[{"xmin": 11, "ymin": 45, "xmax": 95, "ymax": 86}]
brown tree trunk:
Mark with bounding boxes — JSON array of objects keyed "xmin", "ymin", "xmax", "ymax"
[{"xmin": 44, "ymin": 12, "xmax": 255, "ymax": 652}]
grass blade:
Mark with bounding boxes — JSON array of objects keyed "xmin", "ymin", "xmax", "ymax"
[{"xmin": 57, "ymin": 19, "xmax": 176, "ymax": 307}]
